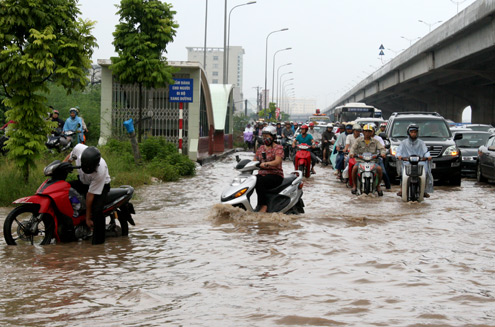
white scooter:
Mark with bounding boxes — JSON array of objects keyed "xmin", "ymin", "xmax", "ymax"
[
  {"xmin": 400, "ymin": 155, "xmax": 427, "ymax": 202},
  {"xmin": 355, "ymin": 152, "xmax": 380, "ymax": 195},
  {"xmin": 221, "ymin": 155, "xmax": 305, "ymax": 214}
]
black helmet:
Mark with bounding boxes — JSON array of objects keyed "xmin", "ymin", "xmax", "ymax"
[
  {"xmin": 81, "ymin": 146, "xmax": 101, "ymax": 174},
  {"xmin": 407, "ymin": 123, "xmax": 419, "ymax": 136}
]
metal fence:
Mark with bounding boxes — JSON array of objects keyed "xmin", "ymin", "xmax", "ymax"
[{"xmin": 112, "ymin": 77, "xmax": 189, "ymax": 154}]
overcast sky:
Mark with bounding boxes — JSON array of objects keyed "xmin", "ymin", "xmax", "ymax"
[{"xmin": 79, "ymin": 0, "xmax": 477, "ymax": 110}]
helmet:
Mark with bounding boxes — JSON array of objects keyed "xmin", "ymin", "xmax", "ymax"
[
  {"xmin": 345, "ymin": 124, "xmax": 353, "ymax": 130},
  {"xmin": 285, "ymin": 121, "xmax": 291, "ymax": 125},
  {"xmin": 69, "ymin": 107, "xmax": 78, "ymax": 114},
  {"xmin": 380, "ymin": 122, "xmax": 387, "ymax": 127},
  {"xmin": 81, "ymin": 146, "xmax": 101, "ymax": 174},
  {"xmin": 327, "ymin": 123, "xmax": 333, "ymax": 128},
  {"xmin": 407, "ymin": 123, "xmax": 419, "ymax": 136},
  {"xmin": 262, "ymin": 126, "xmax": 277, "ymax": 137},
  {"xmin": 363, "ymin": 123, "xmax": 375, "ymax": 132},
  {"xmin": 352, "ymin": 123, "xmax": 362, "ymax": 131},
  {"xmin": 300, "ymin": 124, "xmax": 308, "ymax": 130},
  {"xmin": 309, "ymin": 122, "xmax": 315, "ymax": 127},
  {"xmin": 52, "ymin": 110, "xmax": 59, "ymax": 115}
]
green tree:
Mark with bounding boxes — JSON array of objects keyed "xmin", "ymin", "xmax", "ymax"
[
  {"xmin": 258, "ymin": 102, "xmax": 278, "ymax": 122},
  {"xmin": 111, "ymin": 0, "xmax": 178, "ymax": 142},
  {"xmin": 0, "ymin": 0, "xmax": 97, "ymax": 180}
]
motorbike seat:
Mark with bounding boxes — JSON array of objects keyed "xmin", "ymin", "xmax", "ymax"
[
  {"xmin": 106, "ymin": 188, "xmax": 129, "ymax": 203},
  {"xmin": 267, "ymin": 175, "xmax": 297, "ymax": 194}
]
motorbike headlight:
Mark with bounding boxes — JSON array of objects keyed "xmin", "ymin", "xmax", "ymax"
[
  {"xmin": 234, "ymin": 188, "xmax": 248, "ymax": 198},
  {"xmin": 390, "ymin": 145, "xmax": 398, "ymax": 156},
  {"xmin": 442, "ymin": 145, "xmax": 459, "ymax": 157}
]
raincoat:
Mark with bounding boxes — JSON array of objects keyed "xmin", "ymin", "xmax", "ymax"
[
  {"xmin": 396, "ymin": 137, "xmax": 434, "ymax": 193},
  {"xmin": 63, "ymin": 115, "xmax": 84, "ymax": 143}
]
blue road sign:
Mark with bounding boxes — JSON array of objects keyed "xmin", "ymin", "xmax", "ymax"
[
  {"xmin": 379, "ymin": 44, "xmax": 385, "ymax": 50},
  {"xmin": 169, "ymin": 78, "xmax": 194, "ymax": 103},
  {"xmin": 379, "ymin": 50, "xmax": 385, "ymax": 56}
]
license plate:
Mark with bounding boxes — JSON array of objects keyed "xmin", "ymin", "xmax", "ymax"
[{"xmin": 431, "ymin": 162, "xmax": 436, "ymax": 169}]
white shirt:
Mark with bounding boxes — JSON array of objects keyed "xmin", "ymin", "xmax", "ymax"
[{"xmin": 70, "ymin": 144, "xmax": 111, "ymax": 195}]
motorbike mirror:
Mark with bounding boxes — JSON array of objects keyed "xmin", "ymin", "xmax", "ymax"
[
  {"xmin": 235, "ymin": 155, "xmax": 240, "ymax": 163},
  {"xmin": 379, "ymin": 132, "xmax": 387, "ymax": 139},
  {"xmin": 454, "ymin": 133, "xmax": 463, "ymax": 141},
  {"xmin": 262, "ymin": 152, "xmax": 267, "ymax": 161}
]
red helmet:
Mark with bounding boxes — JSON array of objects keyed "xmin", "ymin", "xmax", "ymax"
[
  {"xmin": 301, "ymin": 124, "xmax": 308, "ymax": 130},
  {"xmin": 309, "ymin": 122, "xmax": 315, "ymax": 127}
]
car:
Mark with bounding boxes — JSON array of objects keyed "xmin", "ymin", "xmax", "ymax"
[
  {"xmin": 355, "ymin": 117, "xmax": 386, "ymax": 130},
  {"xmin": 464, "ymin": 124, "xmax": 493, "ymax": 132},
  {"xmin": 476, "ymin": 134, "xmax": 495, "ymax": 183},
  {"xmin": 383, "ymin": 112, "xmax": 463, "ymax": 186},
  {"xmin": 453, "ymin": 131, "xmax": 491, "ymax": 176}
]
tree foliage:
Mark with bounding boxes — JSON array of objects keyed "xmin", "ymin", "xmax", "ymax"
[
  {"xmin": 111, "ymin": 0, "xmax": 179, "ymax": 141},
  {"xmin": 0, "ymin": 0, "xmax": 97, "ymax": 180}
]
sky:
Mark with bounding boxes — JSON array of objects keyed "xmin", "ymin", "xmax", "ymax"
[{"xmin": 79, "ymin": 0, "xmax": 477, "ymax": 112}]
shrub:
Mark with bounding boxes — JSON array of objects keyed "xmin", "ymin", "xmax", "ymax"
[{"xmin": 140, "ymin": 137, "xmax": 176, "ymax": 161}]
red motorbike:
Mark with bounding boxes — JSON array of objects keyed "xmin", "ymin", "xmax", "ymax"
[
  {"xmin": 294, "ymin": 143, "xmax": 312, "ymax": 178},
  {"xmin": 3, "ymin": 160, "xmax": 135, "ymax": 245}
]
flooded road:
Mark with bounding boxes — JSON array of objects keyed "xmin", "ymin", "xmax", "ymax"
[{"xmin": 1, "ymin": 151, "xmax": 494, "ymax": 326}]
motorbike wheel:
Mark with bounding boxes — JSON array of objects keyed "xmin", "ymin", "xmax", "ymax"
[
  {"xmin": 117, "ymin": 208, "xmax": 130, "ymax": 237},
  {"xmin": 409, "ymin": 182, "xmax": 417, "ymax": 202},
  {"xmin": 299, "ymin": 164, "xmax": 307, "ymax": 177},
  {"xmin": 3, "ymin": 205, "xmax": 54, "ymax": 245},
  {"xmin": 364, "ymin": 178, "xmax": 371, "ymax": 195}
]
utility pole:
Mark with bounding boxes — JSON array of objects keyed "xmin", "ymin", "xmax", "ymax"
[
  {"xmin": 253, "ymin": 86, "xmax": 261, "ymax": 112},
  {"xmin": 245, "ymin": 99, "xmax": 248, "ymax": 116}
]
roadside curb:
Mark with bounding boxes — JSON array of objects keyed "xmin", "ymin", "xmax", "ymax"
[{"xmin": 197, "ymin": 149, "xmax": 238, "ymax": 166}]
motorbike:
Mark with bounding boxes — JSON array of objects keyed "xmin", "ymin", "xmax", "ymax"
[
  {"xmin": 45, "ymin": 129, "xmax": 76, "ymax": 152},
  {"xmin": 355, "ymin": 152, "xmax": 380, "ymax": 195},
  {"xmin": 312, "ymin": 141, "xmax": 323, "ymax": 163},
  {"xmin": 221, "ymin": 155, "xmax": 305, "ymax": 214},
  {"xmin": 3, "ymin": 160, "xmax": 136, "ymax": 245},
  {"xmin": 294, "ymin": 143, "xmax": 313, "ymax": 178},
  {"xmin": 282, "ymin": 136, "xmax": 295, "ymax": 161},
  {"xmin": 400, "ymin": 156, "xmax": 427, "ymax": 202}
]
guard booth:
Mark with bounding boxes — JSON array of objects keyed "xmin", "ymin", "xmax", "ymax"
[{"xmin": 98, "ymin": 60, "xmax": 233, "ymax": 161}]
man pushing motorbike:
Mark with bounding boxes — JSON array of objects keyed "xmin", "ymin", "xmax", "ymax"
[
  {"xmin": 349, "ymin": 124, "xmax": 386, "ymax": 196},
  {"xmin": 396, "ymin": 124, "xmax": 433, "ymax": 198},
  {"xmin": 64, "ymin": 144, "xmax": 111, "ymax": 244}
]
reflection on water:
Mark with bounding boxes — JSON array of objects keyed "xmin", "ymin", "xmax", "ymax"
[{"xmin": 0, "ymin": 151, "xmax": 494, "ymax": 326}]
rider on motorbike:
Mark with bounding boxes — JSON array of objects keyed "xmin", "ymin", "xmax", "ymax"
[
  {"xmin": 334, "ymin": 124, "xmax": 352, "ymax": 179},
  {"xmin": 396, "ymin": 124, "xmax": 433, "ymax": 198},
  {"xmin": 292, "ymin": 124, "xmax": 317, "ymax": 174},
  {"xmin": 344, "ymin": 124, "xmax": 363, "ymax": 187},
  {"xmin": 254, "ymin": 126, "xmax": 285, "ymax": 212},
  {"xmin": 50, "ymin": 107, "xmax": 65, "ymax": 129},
  {"xmin": 64, "ymin": 144, "xmax": 111, "ymax": 244},
  {"xmin": 321, "ymin": 123, "xmax": 335, "ymax": 165},
  {"xmin": 281, "ymin": 121, "xmax": 294, "ymax": 158},
  {"xmin": 349, "ymin": 123, "xmax": 386, "ymax": 196},
  {"xmin": 63, "ymin": 108, "xmax": 84, "ymax": 144}
]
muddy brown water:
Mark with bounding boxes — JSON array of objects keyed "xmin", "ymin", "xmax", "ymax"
[{"xmin": 0, "ymin": 151, "xmax": 494, "ymax": 326}]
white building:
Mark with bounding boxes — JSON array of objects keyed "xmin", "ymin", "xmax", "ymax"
[
  {"xmin": 187, "ymin": 46, "xmax": 245, "ymax": 113},
  {"xmin": 284, "ymin": 98, "xmax": 317, "ymax": 116}
]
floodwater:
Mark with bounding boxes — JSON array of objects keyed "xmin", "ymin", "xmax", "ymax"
[{"xmin": 0, "ymin": 151, "xmax": 494, "ymax": 327}]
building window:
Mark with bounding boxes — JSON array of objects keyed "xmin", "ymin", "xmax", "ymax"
[
  {"xmin": 213, "ymin": 56, "xmax": 218, "ymax": 61},
  {"xmin": 212, "ymin": 79, "xmax": 218, "ymax": 83},
  {"xmin": 212, "ymin": 71, "xmax": 218, "ymax": 76},
  {"xmin": 213, "ymin": 64, "xmax": 218, "ymax": 69}
]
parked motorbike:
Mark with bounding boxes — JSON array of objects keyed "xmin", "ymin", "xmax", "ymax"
[
  {"xmin": 221, "ymin": 155, "xmax": 305, "ymax": 214},
  {"xmin": 45, "ymin": 129, "xmax": 76, "ymax": 152},
  {"xmin": 355, "ymin": 152, "xmax": 380, "ymax": 195},
  {"xmin": 400, "ymin": 156, "xmax": 427, "ymax": 202},
  {"xmin": 294, "ymin": 143, "xmax": 313, "ymax": 178},
  {"xmin": 3, "ymin": 160, "xmax": 136, "ymax": 245}
]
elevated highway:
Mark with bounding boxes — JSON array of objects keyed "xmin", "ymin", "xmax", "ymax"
[{"xmin": 325, "ymin": 0, "xmax": 495, "ymax": 123}]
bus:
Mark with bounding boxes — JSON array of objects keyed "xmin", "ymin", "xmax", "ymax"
[{"xmin": 328, "ymin": 102, "xmax": 381, "ymax": 122}]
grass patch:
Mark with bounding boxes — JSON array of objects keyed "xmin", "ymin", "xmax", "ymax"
[{"xmin": 0, "ymin": 137, "xmax": 196, "ymax": 207}]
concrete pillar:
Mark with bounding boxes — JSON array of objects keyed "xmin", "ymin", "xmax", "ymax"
[
  {"xmin": 471, "ymin": 86, "xmax": 495, "ymax": 124},
  {"xmin": 98, "ymin": 63, "xmax": 113, "ymax": 146}
]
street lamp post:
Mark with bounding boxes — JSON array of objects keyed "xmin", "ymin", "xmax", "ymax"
[
  {"xmin": 226, "ymin": 1, "xmax": 256, "ymax": 83},
  {"xmin": 450, "ymin": 0, "xmax": 467, "ymax": 13},
  {"xmin": 271, "ymin": 47, "xmax": 291, "ymax": 103},
  {"xmin": 203, "ymin": 0, "xmax": 208, "ymax": 72},
  {"xmin": 276, "ymin": 63, "xmax": 292, "ymax": 104},
  {"xmin": 278, "ymin": 71, "xmax": 292, "ymax": 107},
  {"xmin": 401, "ymin": 36, "xmax": 421, "ymax": 46},
  {"xmin": 280, "ymin": 79, "xmax": 293, "ymax": 112},
  {"xmin": 418, "ymin": 19, "xmax": 442, "ymax": 32},
  {"xmin": 264, "ymin": 28, "xmax": 288, "ymax": 110}
]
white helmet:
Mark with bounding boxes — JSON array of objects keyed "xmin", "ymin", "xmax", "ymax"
[
  {"xmin": 262, "ymin": 126, "xmax": 277, "ymax": 137},
  {"xmin": 327, "ymin": 123, "xmax": 333, "ymax": 128}
]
